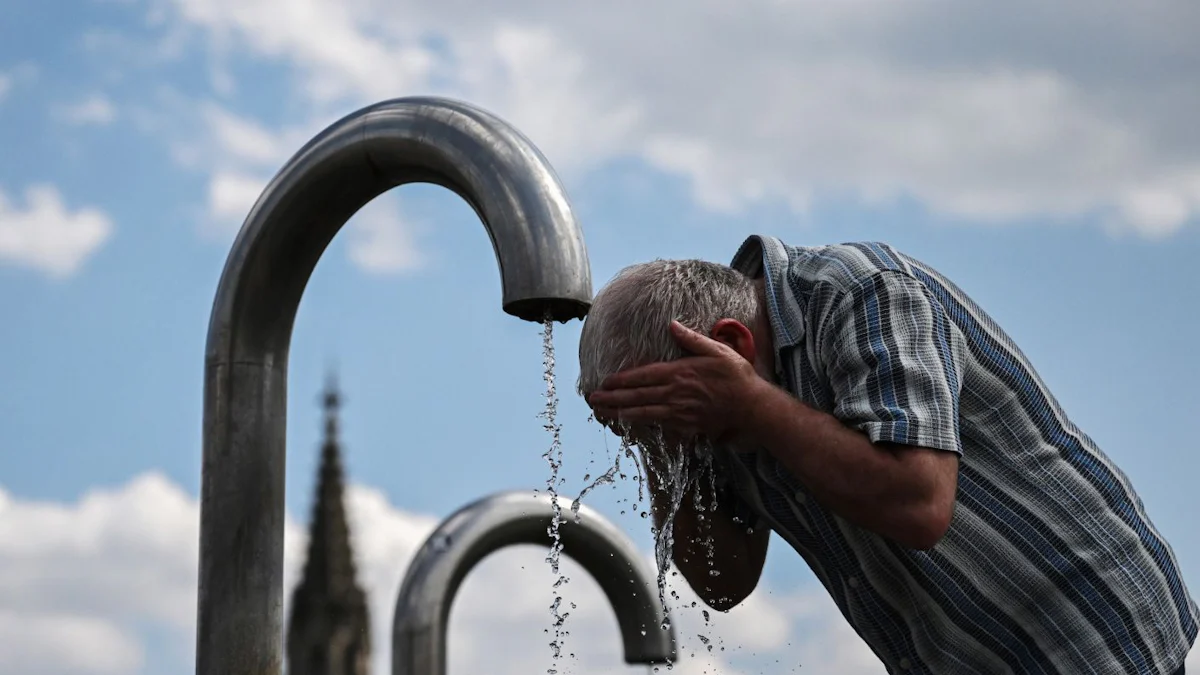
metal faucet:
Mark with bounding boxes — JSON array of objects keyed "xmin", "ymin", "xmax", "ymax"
[
  {"xmin": 392, "ymin": 491, "xmax": 677, "ymax": 674},
  {"xmin": 197, "ymin": 97, "xmax": 594, "ymax": 675}
]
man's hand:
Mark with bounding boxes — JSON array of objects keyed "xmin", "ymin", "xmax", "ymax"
[{"xmin": 586, "ymin": 320, "xmax": 763, "ymax": 441}]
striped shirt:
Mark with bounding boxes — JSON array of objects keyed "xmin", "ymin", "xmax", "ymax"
[{"xmin": 721, "ymin": 235, "xmax": 1197, "ymax": 674}]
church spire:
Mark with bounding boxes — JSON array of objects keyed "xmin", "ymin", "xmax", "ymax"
[
  {"xmin": 301, "ymin": 372, "xmax": 361, "ymax": 597},
  {"xmin": 286, "ymin": 372, "xmax": 371, "ymax": 675}
]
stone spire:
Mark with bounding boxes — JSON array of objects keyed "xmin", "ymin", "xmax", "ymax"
[{"xmin": 286, "ymin": 374, "xmax": 372, "ymax": 675}]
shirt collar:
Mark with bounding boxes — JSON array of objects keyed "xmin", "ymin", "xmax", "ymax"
[{"xmin": 730, "ymin": 235, "xmax": 807, "ymax": 366}]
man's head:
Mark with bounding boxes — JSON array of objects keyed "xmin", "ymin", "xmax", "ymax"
[{"xmin": 576, "ymin": 258, "xmax": 774, "ymax": 401}]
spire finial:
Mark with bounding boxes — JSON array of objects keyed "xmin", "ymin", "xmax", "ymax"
[{"xmin": 322, "ymin": 371, "xmax": 341, "ymax": 440}]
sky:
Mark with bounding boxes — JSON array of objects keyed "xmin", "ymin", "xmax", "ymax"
[{"xmin": 1, "ymin": 0, "xmax": 1198, "ymax": 673}]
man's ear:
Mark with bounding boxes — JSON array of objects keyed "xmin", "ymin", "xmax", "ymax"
[{"xmin": 708, "ymin": 318, "xmax": 756, "ymax": 361}]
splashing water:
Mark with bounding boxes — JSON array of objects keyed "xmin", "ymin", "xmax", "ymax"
[
  {"xmin": 539, "ymin": 315, "xmax": 570, "ymax": 674},
  {"xmin": 569, "ymin": 391, "xmax": 733, "ymax": 669},
  {"xmin": 570, "ymin": 433, "xmax": 643, "ymax": 523},
  {"xmin": 633, "ymin": 433, "xmax": 727, "ymax": 669},
  {"xmin": 692, "ymin": 445, "xmax": 721, "ymax": 581},
  {"xmin": 691, "ymin": 442, "xmax": 725, "ymax": 660},
  {"xmin": 569, "ymin": 453, "xmax": 617, "ymax": 523},
  {"xmin": 645, "ymin": 444, "xmax": 689, "ymax": 631}
]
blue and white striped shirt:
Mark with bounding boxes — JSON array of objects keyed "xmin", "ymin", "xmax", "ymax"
[{"xmin": 723, "ymin": 235, "xmax": 1196, "ymax": 674}]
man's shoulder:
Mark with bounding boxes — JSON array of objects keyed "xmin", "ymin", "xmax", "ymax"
[{"xmin": 780, "ymin": 240, "xmax": 916, "ymax": 291}]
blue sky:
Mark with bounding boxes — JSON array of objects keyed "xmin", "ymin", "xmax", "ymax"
[{"xmin": 1, "ymin": 1, "xmax": 1198, "ymax": 673}]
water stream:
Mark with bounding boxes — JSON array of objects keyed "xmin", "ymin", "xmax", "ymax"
[
  {"xmin": 539, "ymin": 316, "xmax": 571, "ymax": 674},
  {"xmin": 643, "ymin": 433, "xmax": 690, "ymax": 633}
]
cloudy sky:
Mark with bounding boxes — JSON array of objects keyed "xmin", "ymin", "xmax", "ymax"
[{"xmin": 2, "ymin": 0, "xmax": 1199, "ymax": 673}]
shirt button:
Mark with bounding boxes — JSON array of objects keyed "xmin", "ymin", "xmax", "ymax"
[
  {"xmin": 899, "ymin": 657, "xmax": 913, "ymax": 670},
  {"xmin": 848, "ymin": 576, "xmax": 861, "ymax": 589},
  {"xmin": 792, "ymin": 490, "xmax": 807, "ymax": 504}
]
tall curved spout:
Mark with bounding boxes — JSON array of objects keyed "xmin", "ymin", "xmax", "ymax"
[
  {"xmin": 392, "ymin": 491, "xmax": 676, "ymax": 674},
  {"xmin": 197, "ymin": 97, "xmax": 593, "ymax": 675}
]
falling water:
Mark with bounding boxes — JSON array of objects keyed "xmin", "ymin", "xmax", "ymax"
[
  {"xmin": 693, "ymin": 443, "xmax": 720, "ymax": 583},
  {"xmin": 632, "ymin": 435, "xmax": 728, "ymax": 672},
  {"xmin": 565, "ymin": 382, "xmax": 735, "ymax": 669},
  {"xmin": 692, "ymin": 441, "xmax": 726, "ymax": 662},
  {"xmin": 569, "ymin": 452, "xmax": 617, "ymax": 523},
  {"xmin": 570, "ymin": 433, "xmax": 642, "ymax": 523},
  {"xmin": 539, "ymin": 315, "xmax": 570, "ymax": 674},
  {"xmin": 633, "ymin": 427, "xmax": 714, "ymax": 638}
]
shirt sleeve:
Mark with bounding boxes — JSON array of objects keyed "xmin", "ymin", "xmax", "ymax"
[{"xmin": 817, "ymin": 270, "xmax": 967, "ymax": 456}]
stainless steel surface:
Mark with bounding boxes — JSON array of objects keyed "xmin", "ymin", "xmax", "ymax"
[
  {"xmin": 198, "ymin": 97, "xmax": 594, "ymax": 675},
  {"xmin": 392, "ymin": 491, "xmax": 676, "ymax": 675}
]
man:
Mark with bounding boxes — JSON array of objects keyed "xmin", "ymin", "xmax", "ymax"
[{"xmin": 580, "ymin": 235, "xmax": 1196, "ymax": 674}]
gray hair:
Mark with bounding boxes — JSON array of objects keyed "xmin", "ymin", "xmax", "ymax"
[{"xmin": 576, "ymin": 259, "xmax": 761, "ymax": 397}]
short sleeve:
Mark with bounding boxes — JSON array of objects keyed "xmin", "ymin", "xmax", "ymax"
[{"xmin": 818, "ymin": 271, "xmax": 967, "ymax": 456}]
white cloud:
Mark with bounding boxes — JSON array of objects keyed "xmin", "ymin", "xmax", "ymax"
[
  {"xmin": 201, "ymin": 164, "xmax": 427, "ymax": 275},
  {"xmin": 201, "ymin": 104, "xmax": 305, "ymax": 166},
  {"xmin": 0, "ymin": 611, "xmax": 143, "ymax": 675},
  {"xmin": 344, "ymin": 192, "xmax": 426, "ymax": 275},
  {"xmin": 144, "ymin": 98, "xmax": 430, "ymax": 269},
  {"xmin": 56, "ymin": 95, "xmax": 117, "ymax": 126},
  {"xmin": 0, "ymin": 184, "xmax": 114, "ymax": 277},
  {"xmin": 0, "ymin": 472, "xmax": 882, "ymax": 675},
  {"xmin": 161, "ymin": 0, "xmax": 436, "ymax": 105},
  {"xmin": 160, "ymin": 104, "xmax": 310, "ymax": 232},
  {"xmin": 0, "ymin": 62, "xmax": 37, "ymax": 104},
  {"xmin": 135, "ymin": 0, "xmax": 1200, "ymax": 236},
  {"xmin": 205, "ymin": 170, "xmax": 267, "ymax": 226}
]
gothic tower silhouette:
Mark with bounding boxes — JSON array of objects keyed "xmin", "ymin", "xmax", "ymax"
[{"xmin": 286, "ymin": 376, "xmax": 372, "ymax": 675}]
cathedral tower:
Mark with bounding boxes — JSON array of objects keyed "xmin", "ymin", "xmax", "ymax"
[{"xmin": 286, "ymin": 376, "xmax": 372, "ymax": 675}]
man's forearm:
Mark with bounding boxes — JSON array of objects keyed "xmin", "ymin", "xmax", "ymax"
[{"xmin": 739, "ymin": 378, "xmax": 956, "ymax": 550}]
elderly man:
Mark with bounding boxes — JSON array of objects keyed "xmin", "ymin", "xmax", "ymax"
[{"xmin": 580, "ymin": 235, "xmax": 1196, "ymax": 674}]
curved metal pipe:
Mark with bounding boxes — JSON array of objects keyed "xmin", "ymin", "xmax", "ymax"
[
  {"xmin": 197, "ymin": 97, "xmax": 594, "ymax": 675},
  {"xmin": 392, "ymin": 491, "xmax": 676, "ymax": 674}
]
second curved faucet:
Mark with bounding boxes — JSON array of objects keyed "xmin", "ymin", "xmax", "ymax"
[{"xmin": 392, "ymin": 491, "xmax": 677, "ymax": 674}]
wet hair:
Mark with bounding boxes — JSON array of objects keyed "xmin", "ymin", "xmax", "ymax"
[{"xmin": 576, "ymin": 259, "xmax": 760, "ymax": 396}]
